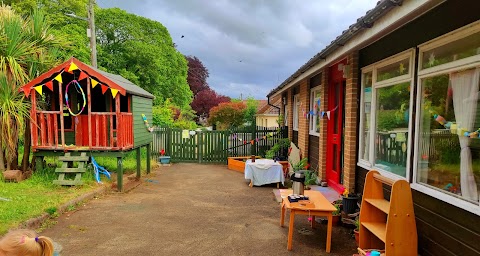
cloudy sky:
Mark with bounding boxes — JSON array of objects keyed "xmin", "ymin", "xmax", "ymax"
[{"xmin": 97, "ymin": 0, "xmax": 378, "ymax": 99}]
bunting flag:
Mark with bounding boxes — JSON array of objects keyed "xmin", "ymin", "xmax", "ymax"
[
  {"xmin": 68, "ymin": 62, "xmax": 79, "ymax": 72},
  {"xmin": 45, "ymin": 81, "xmax": 54, "ymax": 91},
  {"xmin": 111, "ymin": 88, "xmax": 119, "ymax": 98},
  {"xmin": 64, "ymin": 66, "xmax": 72, "ymax": 74},
  {"xmin": 321, "ymin": 111, "xmax": 325, "ymax": 117},
  {"xmin": 34, "ymin": 85, "xmax": 43, "ymax": 95},
  {"xmin": 101, "ymin": 84, "xmax": 109, "ymax": 94},
  {"xmin": 250, "ymin": 140, "xmax": 254, "ymax": 145},
  {"xmin": 91, "ymin": 78, "xmax": 99, "ymax": 88},
  {"xmin": 317, "ymin": 99, "xmax": 321, "ymax": 107},
  {"xmin": 78, "ymin": 71, "xmax": 88, "ymax": 81},
  {"xmin": 54, "ymin": 73, "xmax": 63, "ymax": 83},
  {"xmin": 326, "ymin": 111, "xmax": 331, "ymax": 120}
]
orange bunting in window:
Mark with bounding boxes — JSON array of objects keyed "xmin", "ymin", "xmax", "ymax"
[
  {"xmin": 78, "ymin": 71, "xmax": 88, "ymax": 81},
  {"xmin": 54, "ymin": 73, "xmax": 63, "ymax": 83},
  {"xmin": 68, "ymin": 62, "xmax": 79, "ymax": 72},
  {"xmin": 111, "ymin": 88, "xmax": 119, "ymax": 98},
  {"xmin": 34, "ymin": 85, "xmax": 43, "ymax": 95},
  {"xmin": 45, "ymin": 81, "xmax": 54, "ymax": 91},
  {"xmin": 91, "ymin": 78, "xmax": 99, "ymax": 88},
  {"xmin": 101, "ymin": 84, "xmax": 109, "ymax": 94}
]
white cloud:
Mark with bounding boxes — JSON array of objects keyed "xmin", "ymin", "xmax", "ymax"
[{"xmin": 97, "ymin": 0, "xmax": 379, "ymax": 99}]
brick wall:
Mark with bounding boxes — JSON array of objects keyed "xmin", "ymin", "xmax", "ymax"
[
  {"xmin": 297, "ymin": 80, "xmax": 309, "ymax": 158},
  {"xmin": 343, "ymin": 51, "xmax": 359, "ymax": 192},
  {"xmin": 318, "ymin": 71, "xmax": 328, "ymax": 180}
]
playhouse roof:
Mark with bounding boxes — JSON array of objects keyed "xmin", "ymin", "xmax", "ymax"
[{"xmin": 19, "ymin": 57, "xmax": 154, "ymax": 99}]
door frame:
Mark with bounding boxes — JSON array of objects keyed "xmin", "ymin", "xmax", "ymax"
[{"xmin": 326, "ymin": 59, "xmax": 347, "ymax": 193}]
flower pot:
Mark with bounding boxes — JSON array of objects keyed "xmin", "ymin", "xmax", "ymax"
[
  {"xmin": 342, "ymin": 196, "xmax": 359, "ymax": 214},
  {"xmin": 331, "ymin": 215, "xmax": 341, "ymax": 226},
  {"xmin": 158, "ymin": 156, "xmax": 171, "ymax": 164},
  {"xmin": 354, "ymin": 229, "xmax": 359, "ymax": 246}
]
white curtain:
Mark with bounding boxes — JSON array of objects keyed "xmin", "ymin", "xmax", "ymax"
[{"xmin": 450, "ymin": 68, "xmax": 479, "ymax": 202}]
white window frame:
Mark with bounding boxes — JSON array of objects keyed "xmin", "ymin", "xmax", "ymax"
[
  {"xmin": 284, "ymin": 104, "xmax": 288, "ymax": 126},
  {"xmin": 358, "ymin": 68, "xmax": 373, "ymax": 168},
  {"xmin": 412, "ymin": 21, "xmax": 480, "ymax": 215},
  {"xmin": 309, "ymin": 86, "xmax": 321, "ymax": 136},
  {"xmin": 293, "ymin": 94, "xmax": 299, "ymax": 131},
  {"xmin": 357, "ymin": 49, "xmax": 416, "ymax": 182}
]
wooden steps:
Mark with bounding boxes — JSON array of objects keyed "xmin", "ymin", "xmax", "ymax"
[{"xmin": 53, "ymin": 152, "xmax": 88, "ymax": 186}]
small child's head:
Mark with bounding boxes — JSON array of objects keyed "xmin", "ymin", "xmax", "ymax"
[{"xmin": 0, "ymin": 229, "xmax": 54, "ymax": 256}]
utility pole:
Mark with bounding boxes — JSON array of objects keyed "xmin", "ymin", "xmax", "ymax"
[{"xmin": 87, "ymin": 0, "xmax": 97, "ymax": 68}]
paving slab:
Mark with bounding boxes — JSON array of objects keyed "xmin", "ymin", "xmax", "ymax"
[{"xmin": 41, "ymin": 163, "xmax": 357, "ymax": 255}]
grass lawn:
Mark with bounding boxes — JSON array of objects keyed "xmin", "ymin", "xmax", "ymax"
[{"xmin": 0, "ymin": 150, "xmax": 150, "ymax": 235}]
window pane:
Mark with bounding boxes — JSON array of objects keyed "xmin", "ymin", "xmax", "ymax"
[
  {"xmin": 417, "ymin": 72, "xmax": 480, "ymax": 204},
  {"xmin": 360, "ymin": 72, "xmax": 373, "ymax": 161},
  {"xmin": 377, "ymin": 58, "xmax": 410, "ymax": 82},
  {"xmin": 374, "ymin": 82, "xmax": 410, "ymax": 177},
  {"xmin": 422, "ymin": 31, "xmax": 480, "ymax": 69}
]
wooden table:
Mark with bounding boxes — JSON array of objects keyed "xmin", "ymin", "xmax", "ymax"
[{"xmin": 279, "ymin": 189, "xmax": 337, "ymax": 252}]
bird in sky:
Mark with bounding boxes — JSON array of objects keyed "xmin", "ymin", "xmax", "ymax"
[{"xmin": 181, "ymin": 35, "xmax": 184, "ymax": 38}]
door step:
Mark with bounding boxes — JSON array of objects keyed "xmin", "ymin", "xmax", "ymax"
[{"xmin": 53, "ymin": 152, "xmax": 88, "ymax": 186}]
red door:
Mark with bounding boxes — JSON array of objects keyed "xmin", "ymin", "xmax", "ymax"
[{"xmin": 326, "ymin": 60, "xmax": 346, "ymax": 193}]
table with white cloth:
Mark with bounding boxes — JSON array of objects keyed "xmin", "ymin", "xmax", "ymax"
[{"xmin": 244, "ymin": 159, "xmax": 285, "ymax": 187}]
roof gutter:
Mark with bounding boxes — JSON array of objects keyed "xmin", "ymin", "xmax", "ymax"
[{"xmin": 267, "ymin": 0, "xmax": 403, "ymax": 98}]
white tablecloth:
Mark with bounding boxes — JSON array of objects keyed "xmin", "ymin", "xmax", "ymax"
[{"xmin": 244, "ymin": 159, "xmax": 285, "ymax": 186}]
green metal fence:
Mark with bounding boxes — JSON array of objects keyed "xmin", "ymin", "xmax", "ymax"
[{"xmin": 151, "ymin": 126, "xmax": 287, "ymax": 164}]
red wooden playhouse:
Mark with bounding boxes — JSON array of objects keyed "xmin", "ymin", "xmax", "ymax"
[{"xmin": 19, "ymin": 58, "xmax": 154, "ymax": 191}]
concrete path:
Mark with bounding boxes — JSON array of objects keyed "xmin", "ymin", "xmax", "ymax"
[{"xmin": 42, "ymin": 163, "xmax": 357, "ymax": 255}]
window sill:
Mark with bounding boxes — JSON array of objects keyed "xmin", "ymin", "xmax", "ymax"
[
  {"xmin": 411, "ymin": 183, "xmax": 480, "ymax": 216},
  {"xmin": 309, "ymin": 132, "xmax": 320, "ymax": 137},
  {"xmin": 356, "ymin": 162, "xmax": 407, "ymax": 181}
]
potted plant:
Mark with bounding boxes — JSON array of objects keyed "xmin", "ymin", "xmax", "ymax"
[
  {"xmin": 354, "ymin": 216, "xmax": 360, "ymax": 246},
  {"xmin": 342, "ymin": 189, "xmax": 359, "ymax": 214},
  {"xmin": 158, "ymin": 149, "xmax": 171, "ymax": 164},
  {"xmin": 331, "ymin": 203, "xmax": 341, "ymax": 226}
]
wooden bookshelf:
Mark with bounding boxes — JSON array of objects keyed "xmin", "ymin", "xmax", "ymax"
[{"xmin": 358, "ymin": 170, "xmax": 417, "ymax": 256}]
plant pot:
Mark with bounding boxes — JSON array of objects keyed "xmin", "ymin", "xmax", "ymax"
[
  {"xmin": 331, "ymin": 215, "xmax": 341, "ymax": 226},
  {"xmin": 342, "ymin": 196, "xmax": 359, "ymax": 214},
  {"xmin": 354, "ymin": 229, "xmax": 359, "ymax": 246},
  {"xmin": 158, "ymin": 156, "xmax": 171, "ymax": 164}
]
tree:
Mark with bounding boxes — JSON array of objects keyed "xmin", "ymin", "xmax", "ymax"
[
  {"xmin": 6, "ymin": 0, "xmax": 91, "ymax": 63},
  {"xmin": 186, "ymin": 55, "xmax": 209, "ymax": 96},
  {"xmin": 191, "ymin": 88, "xmax": 230, "ymax": 119},
  {"xmin": 208, "ymin": 101, "xmax": 247, "ymax": 129},
  {"xmin": 244, "ymin": 97, "xmax": 259, "ymax": 125},
  {"xmin": 0, "ymin": 6, "xmax": 66, "ymax": 171},
  {"xmin": 96, "ymin": 8, "xmax": 192, "ymax": 109}
]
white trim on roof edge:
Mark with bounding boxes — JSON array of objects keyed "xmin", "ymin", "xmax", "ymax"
[{"xmin": 269, "ymin": 0, "xmax": 445, "ymax": 99}]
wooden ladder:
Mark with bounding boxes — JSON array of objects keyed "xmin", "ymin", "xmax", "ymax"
[{"xmin": 53, "ymin": 152, "xmax": 88, "ymax": 186}]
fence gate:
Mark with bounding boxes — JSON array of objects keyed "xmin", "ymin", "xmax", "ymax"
[{"xmin": 152, "ymin": 126, "xmax": 287, "ymax": 164}]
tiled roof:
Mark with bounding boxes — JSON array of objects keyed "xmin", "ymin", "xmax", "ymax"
[{"xmin": 257, "ymin": 98, "xmax": 280, "ymax": 115}]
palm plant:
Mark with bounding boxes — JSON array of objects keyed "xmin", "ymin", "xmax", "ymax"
[{"xmin": 0, "ymin": 5, "xmax": 66, "ymax": 171}]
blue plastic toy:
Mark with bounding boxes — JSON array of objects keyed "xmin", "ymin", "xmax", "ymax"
[{"xmin": 91, "ymin": 157, "xmax": 111, "ymax": 183}]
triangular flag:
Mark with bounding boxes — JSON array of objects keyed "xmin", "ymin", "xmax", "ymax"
[
  {"xmin": 326, "ymin": 111, "xmax": 331, "ymax": 120},
  {"xmin": 68, "ymin": 62, "xmax": 79, "ymax": 72},
  {"xmin": 101, "ymin": 84, "xmax": 108, "ymax": 94},
  {"xmin": 34, "ymin": 85, "xmax": 43, "ymax": 95},
  {"xmin": 91, "ymin": 78, "xmax": 99, "ymax": 88},
  {"xmin": 250, "ymin": 140, "xmax": 254, "ymax": 145},
  {"xmin": 64, "ymin": 66, "xmax": 72, "ymax": 74},
  {"xmin": 317, "ymin": 99, "xmax": 321, "ymax": 106},
  {"xmin": 78, "ymin": 71, "xmax": 88, "ymax": 81},
  {"xmin": 111, "ymin": 88, "xmax": 119, "ymax": 98},
  {"xmin": 24, "ymin": 87, "xmax": 31, "ymax": 97},
  {"xmin": 54, "ymin": 73, "xmax": 63, "ymax": 83},
  {"xmin": 45, "ymin": 81, "xmax": 53, "ymax": 91},
  {"xmin": 321, "ymin": 111, "xmax": 325, "ymax": 117}
]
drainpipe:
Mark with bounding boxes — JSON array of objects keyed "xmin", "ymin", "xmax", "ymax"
[{"xmin": 267, "ymin": 96, "xmax": 281, "ymax": 122}]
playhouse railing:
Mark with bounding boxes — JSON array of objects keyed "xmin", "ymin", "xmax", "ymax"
[
  {"xmin": 90, "ymin": 112, "xmax": 116, "ymax": 148},
  {"xmin": 32, "ymin": 110, "xmax": 61, "ymax": 149},
  {"xmin": 118, "ymin": 113, "xmax": 133, "ymax": 149}
]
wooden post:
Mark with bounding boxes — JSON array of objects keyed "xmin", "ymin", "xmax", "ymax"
[
  {"xmin": 115, "ymin": 95, "xmax": 120, "ymax": 149},
  {"xmin": 136, "ymin": 147, "xmax": 141, "ymax": 179},
  {"xmin": 31, "ymin": 90, "xmax": 38, "ymax": 148},
  {"xmin": 58, "ymin": 82, "xmax": 65, "ymax": 147},
  {"xmin": 198, "ymin": 131, "xmax": 203, "ymax": 163},
  {"xmin": 87, "ymin": 77, "xmax": 92, "ymax": 149},
  {"xmin": 146, "ymin": 143, "xmax": 151, "ymax": 174},
  {"xmin": 35, "ymin": 156, "xmax": 43, "ymax": 173},
  {"xmin": 117, "ymin": 156, "xmax": 123, "ymax": 192}
]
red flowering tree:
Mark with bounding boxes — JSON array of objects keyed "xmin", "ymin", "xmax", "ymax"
[
  {"xmin": 192, "ymin": 88, "xmax": 230, "ymax": 118},
  {"xmin": 208, "ymin": 101, "xmax": 247, "ymax": 129}
]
